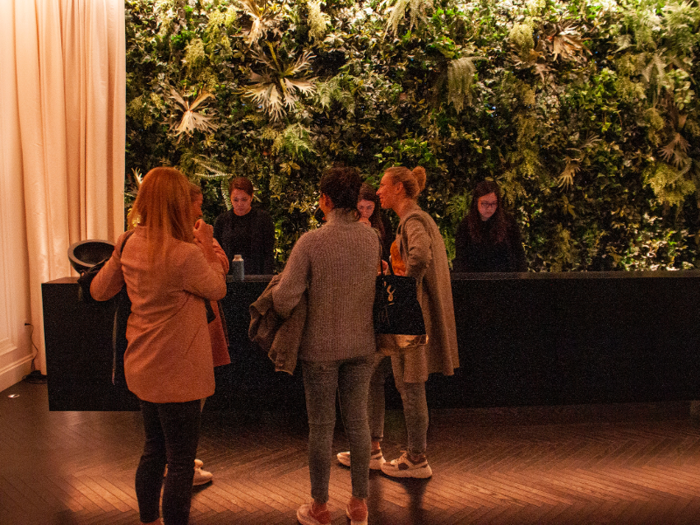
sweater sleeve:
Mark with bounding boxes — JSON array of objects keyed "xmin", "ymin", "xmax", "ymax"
[
  {"xmin": 402, "ymin": 217, "xmax": 432, "ymax": 280},
  {"xmin": 212, "ymin": 238, "xmax": 229, "ymax": 274},
  {"xmin": 272, "ymin": 234, "xmax": 310, "ymax": 318},
  {"xmin": 213, "ymin": 212, "xmax": 230, "ymax": 260}
]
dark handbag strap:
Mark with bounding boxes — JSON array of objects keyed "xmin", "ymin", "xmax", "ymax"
[
  {"xmin": 77, "ymin": 230, "xmax": 135, "ymax": 303},
  {"xmin": 119, "ymin": 229, "xmax": 136, "ymax": 254}
]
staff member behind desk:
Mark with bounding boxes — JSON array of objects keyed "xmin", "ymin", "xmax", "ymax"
[
  {"xmin": 91, "ymin": 167, "xmax": 227, "ymax": 525},
  {"xmin": 452, "ymin": 180, "xmax": 527, "ymax": 273},
  {"xmin": 213, "ymin": 176, "xmax": 275, "ymax": 275}
]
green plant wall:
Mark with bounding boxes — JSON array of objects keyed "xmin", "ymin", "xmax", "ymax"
[{"xmin": 125, "ymin": 0, "xmax": 700, "ymax": 271}]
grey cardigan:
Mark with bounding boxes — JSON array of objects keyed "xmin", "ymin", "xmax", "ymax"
[{"xmin": 272, "ymin": 209, "xmax": 381, "ymax": 362}]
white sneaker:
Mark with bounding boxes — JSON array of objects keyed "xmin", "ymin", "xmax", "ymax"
[
  {"xmin": 193, "ymin": 467, "xmax": 213, "ymax": 486},
  {"xmin": 336, "ymin": 450, "xmax": 386, "ymax": 470},
  {"xmin": 380, "ymin": 452, "xmax": 432, "ymax": 479}
]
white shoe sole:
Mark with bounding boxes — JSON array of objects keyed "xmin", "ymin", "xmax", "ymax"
[
  {"xmin": 381, "ymin": 463, "xmax": 432, "ymax": 479},
  {"xmin": 336, "ymin": 451, "xmax": 385, "ymax": 470},
  {"xmin": 193, "ymin": 468, "xmax": 213, "ymax": 486}
]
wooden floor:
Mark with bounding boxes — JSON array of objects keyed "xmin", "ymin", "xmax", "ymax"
[{"xmin": 2, "ymin": 380, "xmax": 700, "ymax": 524}]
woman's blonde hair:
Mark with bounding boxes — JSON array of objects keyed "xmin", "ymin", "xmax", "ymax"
[
  {"xmin": 129, "ymin": 167, "xmax": 194, "ymax": 261},
  {"xmin": 385, "ymin": 166, "xmax": 426, "ymax": 200}
]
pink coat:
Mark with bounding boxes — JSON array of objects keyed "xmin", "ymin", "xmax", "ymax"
[
  {"xmin": 91, "ymin": 227, "xmax": 227, "ymax": 403},
  {"xmin": 210, "ymin": 239, "xmax": 231, "ymax": 367}
]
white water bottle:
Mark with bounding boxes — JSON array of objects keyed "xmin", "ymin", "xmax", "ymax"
[{"xmin": 231, "ymin": 254, "xmax": 244, "ymax": 281}]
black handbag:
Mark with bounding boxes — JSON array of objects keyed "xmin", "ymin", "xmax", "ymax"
[
  {"xmin": 373, "ymin": 265, "xmax": 428, "ymax": 355},
  {"xmin": 77, "ymin": 231, "xmax": 135, "ymax": 386}
]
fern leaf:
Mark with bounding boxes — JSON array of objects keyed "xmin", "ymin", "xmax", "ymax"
[
  {"xmin": 385, "ymin": 0, "xmax": 432, "ymax": 37},
  {"xmin": 285, "ymin": 78, "xmax": 317, "ymax": 95},
  {"xmin": 286, "ymin": 51, "xmax": 315, "ymax": 76},
  {"xmin": 307, "ymin": 0, "xmax": 330, "ymax": 43},
  {"xmin": 557, "ymin": 161, "xmax": 579, "ymax": 189},
  {"xmin": 189, "ymin": 92, "xmax": 216, "ymax": 112},
  {"xmin": 447, "ymin": 55, "xmax": 484, "ymax": 113}
]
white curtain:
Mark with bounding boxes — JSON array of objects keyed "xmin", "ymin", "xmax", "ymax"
[{"xmin": 0, "ymin": 0, "xmax": 125, "ymax": 375}]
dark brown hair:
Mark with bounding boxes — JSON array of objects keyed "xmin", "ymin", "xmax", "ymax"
[
  {"xmin": 229, "ymin": 177, "xmax": 254, "ymax": 197},
  {"xmin": 467, "ymin": 180, "xmax": 508, "ymax": 244},
  {"xmin": 359, "ymin": 182, "xmax": 385, "ymax": 240},
  {"xmin": 319, "ymin": 167, "xmax": 362, "ymax": 213}
]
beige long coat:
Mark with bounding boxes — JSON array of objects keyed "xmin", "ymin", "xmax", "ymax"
[{"xmin": 396, "ymin": 202, "xmax": 459, "ymax": 382}]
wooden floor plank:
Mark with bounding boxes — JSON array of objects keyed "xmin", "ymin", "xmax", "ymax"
[{"xmin": 2, "ymin": 381, "xmax": 700, "ymax": 524}]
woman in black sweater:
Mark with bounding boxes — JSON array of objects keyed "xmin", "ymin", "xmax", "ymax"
[
  {"xmin": 453, "ymin": 180, "xmax": 527, "ymax": 273},
  {"xmin": 213, "ymin": 177, "xmax": 275, "ymax": 275}
]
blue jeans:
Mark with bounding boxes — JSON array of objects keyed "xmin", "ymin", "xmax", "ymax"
[
  {"xmin": 368, "ymin": 355, "xmax": 392, "ymax": 442},
  {"xmin": 391, "ymin": 355, "xmax": 429, "ymax": 457},
  {"xmin": 302, "ymin": 354, "xmax": 374, "ymax": 503},
  {"xmin": 367, "ymin": 355, "xmax": 429, "ymax": 456},
  {"xmin": 136, "ymin": 399, "xmax": 201, "ymax": 525},
  {"xmin": 393, "ymin": 379, "xmax": 428, "ymax": 457}
]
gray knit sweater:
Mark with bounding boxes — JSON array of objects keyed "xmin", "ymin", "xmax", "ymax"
[{"xmin": 272, "ymin": 209, "xmax": 380, "ymax": 362}]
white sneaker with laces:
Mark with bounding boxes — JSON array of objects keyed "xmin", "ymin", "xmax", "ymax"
[
  {"xmin": 336, "ymin": 450, "xmax": 385, "ymax": 470},
  {"xmin": 380, "ymin": 452, "xmax": 432, "ymax": 479}
]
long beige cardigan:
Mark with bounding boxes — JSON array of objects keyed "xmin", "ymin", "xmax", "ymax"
[{"xmin": 396, "ymin": 202, "xmax": 460, "ymax": 382}]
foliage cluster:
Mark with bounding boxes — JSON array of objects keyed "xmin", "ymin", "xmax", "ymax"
[{"xmin": 125, "ymin": 0, "xmax": 700, "ymax": 271}]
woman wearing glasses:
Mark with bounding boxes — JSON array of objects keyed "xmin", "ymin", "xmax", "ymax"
[{"xmin": 452, "ymin": 180, "xmax": 527, "ymax": 273}]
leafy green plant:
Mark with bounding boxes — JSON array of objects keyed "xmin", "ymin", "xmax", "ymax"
[{"xmin": 125, "ymin": 0, "xmax": 700, "ymax": 272}]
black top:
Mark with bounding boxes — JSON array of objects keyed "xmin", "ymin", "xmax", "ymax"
[
  {"xmin": 452, "ymin": 214, "xmax": 527, "ymax": 272},
  {"xmin": 213, "ymin": 207, "xmax": 275, "ymax": 275}
]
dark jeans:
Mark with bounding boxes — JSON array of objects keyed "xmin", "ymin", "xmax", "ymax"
[
  {"xmin": 302, "ymin": 354, "xmax": 374, "ymax": 503},
  {"xmin": 136, "ymin": 399, "xmax": 202, "ymax": 525}
]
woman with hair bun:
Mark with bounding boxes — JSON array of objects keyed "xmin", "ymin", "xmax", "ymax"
[
  {"xmin": 373, "ymin": 165, "xmax": 459, "ymax": 479},
  {"xmin": 452, "ymin": 180, "xmax": 526, "ymax": 273}
]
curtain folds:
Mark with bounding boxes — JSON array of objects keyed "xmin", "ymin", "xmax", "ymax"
[{"xmin": 0, "ymin": 0, "xmax": 125, "ymax": 373}]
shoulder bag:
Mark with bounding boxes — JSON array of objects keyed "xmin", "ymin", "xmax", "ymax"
[{"xmin": 373, "ymin": 263, "xmax": 428, "ymax": 356}]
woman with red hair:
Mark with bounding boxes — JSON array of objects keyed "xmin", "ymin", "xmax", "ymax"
[{"xmin": 91, "ymin": 167, "xmax": 226, "ymax": 524}]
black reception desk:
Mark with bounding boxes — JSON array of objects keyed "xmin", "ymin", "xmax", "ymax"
[{"xmin": 42, "ymin": 272, "xmax": 700, "ymax": 411}]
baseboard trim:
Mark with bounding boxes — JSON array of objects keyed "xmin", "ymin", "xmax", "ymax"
[{"xmin": 0, "ymin": 355, "xmax": 34, "ymax": 393}]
